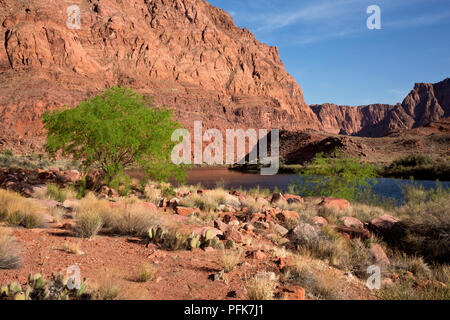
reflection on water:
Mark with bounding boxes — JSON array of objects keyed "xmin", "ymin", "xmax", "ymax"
[{"xmin": 130, "ymin": 167, "xmax": 450, "ymax": 204}]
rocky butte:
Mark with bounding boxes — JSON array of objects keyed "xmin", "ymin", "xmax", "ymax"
[
  {"xmin": 0, "ymin": 0, "xmax": 319, "ymax": 151},
  {"xmin": 311, "ymin": 78, "xmax": 450, "ymax": 137}
]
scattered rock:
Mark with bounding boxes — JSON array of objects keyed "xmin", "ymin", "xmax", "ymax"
[
  {"xmin": 369, "ymin": 244, "xmax": 390, "ymax": 265},
  {"xmin": 270, "ymin": 222, "xmax": 289, "ymax": 236},
  {"xmin": 288, "ymin": 222, "xmax": 319, "ymax": 245},
  {"xmin": 224, "ymin": 227, "xmax": 243, "ymax": 243},
  {"xmin": 248, "ymin": 250, "xmax": 267, "ymax": 260},
  {"xmin": 214, "ymin": 219, "xmax": 230, "ymax": 232},
  {"xmin": 209, "ymin": 270, "xmax": 225, "ymax": 282},
  {"xmin": 334, "ymin": 225, "xmax": 370, "ymax": 240},
  {"xmin": 281, "ymin": 285, "xmax": 306, "ymax": 300},
  {"xmin": 284, "ymin": 194, "xmax": 304, "ymax": 204},
  {"xmin": 175, "ymin": 206, "xmax": 200, "ymax": 217},
  {"xmin": 61, "ymin": 170, "xmax": 81, "ymax": 183},
  {"xmin": 319, "ymin": 197, "xmax": 350, "ymax": 210},
  {"xmin": 277, "ymin": 210, "xmax": 300, "ymax": 222},
  {"xmin": 342, "ymin": 216, "xmax": 364, "ymax": 229},
  {"xmin": 313, "ymin": 216, "xmax": 328, "ymax": 228},
  {"xmin": 270, "ymin": 192, "xmax": 286, "ymax": 203},
  {"xmin": 368, "ymin": 215, "xmax": 401, "ymax": 234}
]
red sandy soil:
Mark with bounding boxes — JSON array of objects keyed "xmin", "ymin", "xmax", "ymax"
[{"xmin": 0, "ymin": 218, "xmax": 373, "ymax": 300}]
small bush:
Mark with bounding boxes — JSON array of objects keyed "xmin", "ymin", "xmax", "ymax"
[
  {"xmin": 46, "ymin": 183, "xmax": 77, "ymax": 202},
  {"xmin": 246, "ymin": 273, "xmax": 276, "ymax": 300},
  {"xmin": 222, "ymin": 249, "xmax": 242, "ymax": 273},
  {"xmin": 0, "ymin": 231, "xmax": 23, "ymax": 269},
  {"xmin": 74, "ymin": 196, "xmax": 104, "ymax": 238},
  {"xmin": 90, "ymin": 271, "xmax": 119, "ymax": 300},
  {"xmin": 376, "ymin": 279, "xmax": 449, "ymax": 300},
  {"xmin": 0, "ymin": 190, "xmax": 46, "ymax": 228},
  {"xmin": 136, "ymin": 264, "xmax": 155, "ymax": 282}
]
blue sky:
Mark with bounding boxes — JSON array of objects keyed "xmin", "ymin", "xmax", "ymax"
[{"xmin": 208, "ymin": 0, "xmax": 450, "ymax": 106}]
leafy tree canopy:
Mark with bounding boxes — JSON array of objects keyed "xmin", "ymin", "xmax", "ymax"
[
  {"xmin": 42, "ymin": 86, "xmax": 187, "ymax": 186},
  {"xmin": 291, "ymin": 152, "xmax": 378, "ymax": 202}
]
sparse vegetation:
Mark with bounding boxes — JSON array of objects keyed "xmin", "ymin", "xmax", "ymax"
[
  {"xmin": 0, "ymin": 230, "xmax": 23, "ymax": 269},
  {"xmin": 246, "ymin": 272, "xmax": 276, "ymax": 300},
  {"xmin": 222, "ymin": 249, "xmax": 242, "ymax": 273},
  {"xmin": 136, "ymin": 264, "xmax": 155, "ymax": 283},
  {"xmin": 0, "ymin": 189, "xmax": 46, "ymax": 228}
]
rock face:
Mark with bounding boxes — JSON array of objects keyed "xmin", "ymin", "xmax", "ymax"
[
  {"xmin": 0, "ymin": 0, "xmax": 319, "ymax": 151},
  {"xmin": 311, "ymin": 78, "xmax": 450, "ymax": 137}
]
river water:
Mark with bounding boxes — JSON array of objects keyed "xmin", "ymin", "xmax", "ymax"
[{"xmin": 167, "ymin": 167, "xmax": 450, "ymax": 204}]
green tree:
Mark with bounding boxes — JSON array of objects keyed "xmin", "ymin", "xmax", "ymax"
[
  {"xmin": 42, "ymin": 87, "xmax": 187, "ymax": 188},
  {"xmin": 291, "ymin": 152, "xmax": 378, "ymax": 201}
]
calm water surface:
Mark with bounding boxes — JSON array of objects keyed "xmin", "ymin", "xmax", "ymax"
[{"xmin": 131, "ymin": 167, "xmax": 450, "ymax": 204}]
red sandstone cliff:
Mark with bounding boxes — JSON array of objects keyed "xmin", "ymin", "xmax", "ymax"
[
  {"xmin": 0, "ymin": 0, "xmax": 319, "ymax": 151},
  {"xmin": 311, "ymin": 78, "xmax": 450, "ymax": 137}
]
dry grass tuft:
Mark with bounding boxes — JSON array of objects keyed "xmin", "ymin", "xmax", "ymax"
[
  {"xmin": 0, "ymin": 230, "xmax": 23, "ymax": 269},
  {"xmin": 222, "ymin": 249, "xmax": 242, "ymax": 273},
  {"xmin": 136, "ymin": 264, "xmax": 155, "ymax": 282},
  {"xmin": 0, "ymin": 189, "xmax": 46, "ymax": 228},
  {"xmin": 246, "ymin": 272, "xmax": 276, "ymax": 300}
]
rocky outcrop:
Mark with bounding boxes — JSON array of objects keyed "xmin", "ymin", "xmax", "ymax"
[
  {"xmin": 310, "ymin": 103, "xmax": 393, "ymax": 136},
  {"xmin": 311, "ymin": 78, "xmax": 450, "ymax": 137},
  {"xmin": 0, "ymin": 0, "xmax": 319, "ymax": 151}
]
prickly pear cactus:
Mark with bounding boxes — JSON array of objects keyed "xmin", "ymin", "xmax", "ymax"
[{"xmin": 0, "ymin": 273, "xmax": 92, "ymax": 300}]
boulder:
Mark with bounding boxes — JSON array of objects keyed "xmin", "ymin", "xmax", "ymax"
[
  {"xmin": 284, "ymin": 194, "xmax": 304, "ymax": 204},
  {"xmin": 319, "ymin": 197, "xmax": 350, "ymax": 210},
  {"xmin": 281, "ymin": 286, "xmax": 306, "ymax": 300},
  {"xmin": 214, "ymin": 219, "xmax": 230, "ymax": 232},
  {"xmin": 334, "ymin": 225, "xmax": 370, "ymax": 240},
  {"xmin": 62, "ymin": 170, "xmax": 81, "ymax": 183},
  {"xmin": 369, "ymin": 244, "xmax": 390, "ymax": 265},
  {"xmin": 270, "ymin": 222, "xmax": 289, "ymax": 237},
  {"xmin": 277, "ymin": 210, "xmax": 300, "ymax": 222},
  {"xmin": 175, "ymin": 206, "xmax": 200, "ymax": 217},
  {"xmin": 289, "ymin": 222, "xmax": 319, "ymax": 245},
  {"xmin": 223, "ymin": 227, "xmax": 243, "ymax": 243},
  {"xmin": 313, "ymin": 216, "xmax": 328, "ymax": 228},
  {"xmin": 342, "ymin": 216, "xmax": 364, "ymax": 229},
  {"xmin": 270, "ymin": 192, "xmax": 286, "ymax": 203},
  {"xmin": 368, "ymin": 215, "xmax": 400, "ymax": 234}
]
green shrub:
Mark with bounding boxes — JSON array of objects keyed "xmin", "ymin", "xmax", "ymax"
[{"xmin": 291, "ymin": 152, "xmax": 378, "ymax": 202}]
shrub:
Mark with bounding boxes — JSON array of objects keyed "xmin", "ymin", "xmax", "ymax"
[
  {"xmin": 74, "ymin": 196, "xmax": 104, "ymax": 238},
  {"xmin": 0, "ymin": 190, "xmax": 46, "ymax": 228},
  {"xmin": 136, "ymin": 264, "xmax": 155, "ymax": 282},
  {"xmin": 42, "ymin": 86, "xmax": 188, "ymax": 188},
  {"xmin": 110, "ymin": 203, "xmax": 160, "ymax": 237},
  {"xmin": 46, "ymin": 183, "xmax": 77, "ymax": 202},
  {"xmin": 0, "ymin": 231, "xmax": 23, "ymax": 269},
  {"xmin": 222, "ymin": 249, "xmax": 242, "ymax": 273},
  {"xmin": 385, "ymin": 185, "xmax": 450, "ymax": 263},
  {"xmin": 376, "ymin": 279, "xmax": 449, "ymax": 300},
  {"xmin": 291, "ymin": 152, "xmax": 378, "ymax": 202},
  {"xmin": 90, "ymin": 271, "xmax": 119, "ymax": 300},
  {"xmin": 246, "ymin": 273, "xmax": 276, "ymax": 300}
]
